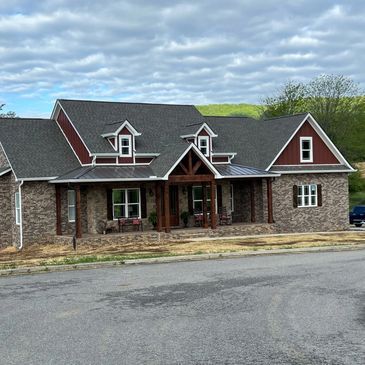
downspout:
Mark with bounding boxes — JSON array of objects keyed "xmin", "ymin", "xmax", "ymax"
[{"xmin": 18, "ymin": 180, "xmax": 24, "ymax": 250}]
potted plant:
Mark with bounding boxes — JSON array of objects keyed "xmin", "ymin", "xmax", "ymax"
[
  {"xmin": 180, "ymin": 211, "xmax": 190, "ymax": 228},
  {"xmin": 148, "ymin": 211, "xmax": 157, "ymax": 229}
]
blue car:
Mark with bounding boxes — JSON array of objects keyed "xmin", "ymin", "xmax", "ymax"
[{"xmin": 349, "ymin": 206, "xmax": 365, "ymax": 227}]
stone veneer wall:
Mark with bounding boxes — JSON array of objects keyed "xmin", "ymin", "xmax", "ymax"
[
  {"xmin": 229, "ymin": 180, "xmax": 265, "ymax": 223},
  {"xmin": 272, "ymin": 173, "xmax": 349, "ymax": 232}
]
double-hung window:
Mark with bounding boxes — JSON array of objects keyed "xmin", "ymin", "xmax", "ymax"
[
  {"xmin": 112, "ymin": 189, "xmax": 140, "ymax": 219},
  {"xmin": 119, "ymin": 135, "xmax": 132, "ymax": 157},
  {"xmin": 298, "ymin": 184, "xmax": 317, "ymax": 207},
  {"xmin": 192, "ymin": 186, "xmax": 211, "ymax": 212},
  {"xmin": 198, "ymin": 136, "xmax": 209, "ymax": 157},
  {"xmin": 15, "ymin": 192, "xmax": 21, "ymax": 225},
  {"xmin": 300, "ymin": 137, "xmax": 313, "ymax": 162},
  {"xmin": 68, "ymin": 190, "xmax": 76, "ymax": 222}
]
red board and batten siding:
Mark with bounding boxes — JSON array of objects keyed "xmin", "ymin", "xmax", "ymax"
[
  {"xmin": 57, "ymin": 109, "xmax": 92, "ymax": 164},
  {"xmin": 118, "ymin": 127, "xmax": 134, "ymax": 164},
  {"xmin": 273, "ymin": 121, "xmax": 340, "ymax": 165}
]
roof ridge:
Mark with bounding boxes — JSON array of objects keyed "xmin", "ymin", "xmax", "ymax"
[
  {"xmin": 263, "ymin": 112, "xmax": 308, "ymax": 121},
  {"xmin": 58, "ymin": 98, "xmax": 196, "ymax": 108},
  {"xmin": 0, "ymin": 117, "xmax": 52, "ymax": 121}
]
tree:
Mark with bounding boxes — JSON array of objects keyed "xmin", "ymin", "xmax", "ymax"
[
  {"xmin": 261, "ymin": 75, "xmax": 365, "ymax": 159},
  {"xmin": 261, "ymin": 80, "xmax": 306, "ymax": 118},
  {"xmin": 0, "ymin": 103, "xmax": 16, "ymax": 118}
]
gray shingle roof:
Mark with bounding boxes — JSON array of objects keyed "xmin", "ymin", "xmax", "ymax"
[
  {"xmin": 0, "ymin": 118, "xmax": 80, "ymax": 179},
  {"xmin": 205, "ymin": 113, "xmax": 308, "ymax": 170},
  {"xmin": 58, "ymin": 99, "xmax": 205, "ymax": 154}
]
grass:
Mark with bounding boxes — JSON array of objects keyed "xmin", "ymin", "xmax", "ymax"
[
  {"xmin": 196, "ymin": 103, "xmax": 261, "ymax": 119},
  {"xmin": 1, "ymin": 231, "xmax": 365, "ymax": 271}
]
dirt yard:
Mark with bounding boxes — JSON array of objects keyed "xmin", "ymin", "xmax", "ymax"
[{"xmin": 1, "ymin": 231, "xmax": 365, "ymax": 269}]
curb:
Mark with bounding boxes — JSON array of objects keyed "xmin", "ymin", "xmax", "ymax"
[{"xmin": 1, "ymin": 243, "xmax": 365, "ymax": 277}]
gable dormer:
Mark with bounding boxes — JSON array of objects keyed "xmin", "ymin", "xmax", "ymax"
[
  {"xmin": 101, "ymin": 120, "xmax": 141, "ymax": 164},
  {"xmin": 181, "ymin": 122, "xmax": 217, "ymax": 160}
]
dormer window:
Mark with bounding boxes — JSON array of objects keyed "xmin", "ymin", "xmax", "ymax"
[
  {"xmin": 300, "ymin": 137, "xmax": 313, "ymax": 163},
  {"xmin": 120, "ymin": 135, "xmax": 132, "ymax": 157},
  {"xmin": 198, "ymin": 136, "xmax": 209, "ymax": 157}
]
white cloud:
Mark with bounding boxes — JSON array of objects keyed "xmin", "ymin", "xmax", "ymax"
[{"xmin": 0, "ymin": 0, "xmax": 363, "ymax": 117}]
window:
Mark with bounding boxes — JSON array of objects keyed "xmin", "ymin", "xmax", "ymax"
[
  {"xmin": 300, "ymin": 137, "xmax": 313, "ymax": 162},
  {"xmin": 193, "ymin": 186, "xmax": 211, "ymax": 212},
  {"xmin": 198, "ymin": 136, "xmax": 209, "ymax": 157},
  {"xmin": 68, "ymin": 190, "xmax": 76, "ymax": 222},
  {"xmin": 15, "ymin": 192, "xmax": 21, "ymax": 225},
  {"xmin": 230, "ymin": 184, "xmax": 234, "ymax": 212},
  {"xmin": 298, "ymin": 184, "xmax": 317, "ymax": 207},
  {"xmin": 119, "ymin": 135, "xmax": 132, "ymax": 157},
  {"xmin": 112, "ymin": 189, "xmax": 140, "ymax": 219}
]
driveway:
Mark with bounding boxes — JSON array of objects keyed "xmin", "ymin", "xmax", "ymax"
[{"xmin": 1, "ymin": 250, "xmax": 364, "ymax": 364}]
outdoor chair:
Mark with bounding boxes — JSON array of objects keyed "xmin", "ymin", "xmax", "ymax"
[
  {"xmin": 118, "ymin": 218, "xmax": 143, "ymax": 232},
  {"xmin": 219, "ymin": 207, "xmax": 232, "ymax": 225}
]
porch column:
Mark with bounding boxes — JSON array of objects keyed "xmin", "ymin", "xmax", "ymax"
[
  {"xmin": 55, "ymin": 185, "xmax": 62, "ymax": 235},
  {"xmin": 164, "ymin": 182, "xmax": 171, "ymax": 233},
  {"xmin": 155, "ymin": 182, "xmax": 162, "ymax": 232},
  {"xmin": 210, "ymin": 179, "xmax": 217, "ymax": 229},
  {"xmin": 202, "ymin": 183, "xmax": 208, "ymax": 229},
  {"xmin": 250, "ymin": 181, "xmax": 256, "ymax": 223},
  {"xmin": 266, "ymin": 178, "xmax": 273, "ymax": 224},
  {"xmin": 75, "ymin": 185, "xmax": 82, "ymax": 238}
]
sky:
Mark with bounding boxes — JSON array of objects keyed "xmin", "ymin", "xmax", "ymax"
[{"xmin": 0, "ymin": 0, "xmax": 364, "ymax": 117}]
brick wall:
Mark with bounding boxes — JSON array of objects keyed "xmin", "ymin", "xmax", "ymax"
[
  {"xmin": 22, "ymin": 181, "xmax": 57, "ymax": 244},
  {"xmin": 0, "ymin": 173, "xmax": 12, "ymax": 246},
  {"xmin": 272, "ymin": 173, "xmax": 349, "ymax": 232}
]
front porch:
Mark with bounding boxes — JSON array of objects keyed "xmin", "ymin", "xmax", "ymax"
[
  {"xmin": 53, "ymin": 222, "xmax": 277, "ymax": 245},
  {"xmin": 53, "ymin": 150, "xmax": 275, "ymax": 240}
]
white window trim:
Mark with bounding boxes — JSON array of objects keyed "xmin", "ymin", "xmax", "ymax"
[
  {"xmin": 300, "ymin": 136, "xmax": 313, "ymax": 163},
  {"xmin": 68, "ymin": 190, "xmax": 76, "ymax": 223},
  {"xmin": 112, "ymin": 188, "xmax": 141, "ymax": 220},
  {"xmin": 230, "ymin": 184, "xmax": 234, "ymax": 212},
  {"xmin": 119, "ymin": 134, "xmax": 132, "ymax": 157},
  {"xmin": 15, "ymin": 192, "xmax": 21, "ymax": 225},
  {"xmin": 198, "ymin": 136, "xmax": 210, "ymax": 157},
  {"xmin": 298, "ymin": 184, "xmax": 317, "ymax": 207}
]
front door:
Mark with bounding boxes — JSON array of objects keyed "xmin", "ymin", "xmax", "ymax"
[{"xmin": 162, "ymin": 185, "xmax": 180, "ymax": 227}]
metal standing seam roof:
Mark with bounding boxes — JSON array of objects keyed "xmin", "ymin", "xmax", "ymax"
[
  {"xmin": 51, "ymin": 165, "xmax": 157, "ymax": 182},
  {"xmin": 0, "ymin": 165, "xmax": 11, "ymax": 176},
  {"xmin": 269, "ymin": 165, "xmax": 353, "ymax": 173},
  {"xmin": 215, "ymin": 164, "xmax": 279, "ymax": 177}
]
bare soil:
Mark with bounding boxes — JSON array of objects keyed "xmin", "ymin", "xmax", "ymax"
[{"xmin": 1, "ymin": 231, "xmax": 364, "ymax": 268}]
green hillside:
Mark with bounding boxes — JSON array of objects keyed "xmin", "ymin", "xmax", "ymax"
[{"xmin": 196, "ymin": 103, "xmax": 261, "ymax": 119}]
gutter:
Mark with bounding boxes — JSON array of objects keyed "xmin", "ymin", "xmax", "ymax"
[{"xmin": 18, "ymin": 180, "xmax": 24, "ymax": 250}]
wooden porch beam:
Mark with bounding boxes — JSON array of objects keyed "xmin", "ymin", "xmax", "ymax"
[
  {"xmin": 179, "ymin": 162, "xmax": 189, "ymax": 175},
  {"xmin": 202, "ymin": 183, "xmax": 208, "ymax": 229},
  {"xmin": 210, "ymin": 180, "xmax": 217, "ymax": 229},
  {"xmin": 164, "ymin": 182, "xmax": 171, "ymax": 233},
  {"xmin": 168, "ymin": 174, "xmax": 213, "ymax": 183},
  {"xmin": 155, "ymin": 182, "xmax": 162, "ymax": 232},
  {"xmin": 75, "ymin": 185, "xmax": 82, "ymax": 238},
  {"xmin": 55, "ymin": 185, "xmax": 62, "ymax": 235},
  {"xmin": 192, "ymin": 160, "xmax": 202, "ymax": 175},
  {"xmin": 188, "ymin": 150, "xmax": 193, "ymax": 174}
]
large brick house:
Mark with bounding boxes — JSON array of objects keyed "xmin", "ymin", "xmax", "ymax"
[{"xmin": 0, "ymin": 99, "xmax": 354, "ymax": 248}]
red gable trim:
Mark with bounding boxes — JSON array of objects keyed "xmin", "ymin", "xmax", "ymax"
[
  {"xmin": 274, "ymin": 121, "xmax": 340, "ymax": 165},
  {"xmin": 56, "ymin": 109, "xmax": 92, "ymax": 165}
]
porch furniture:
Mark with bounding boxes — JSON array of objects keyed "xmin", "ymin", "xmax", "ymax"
[
  {"xmin": 219, "ymin": 207, "xmax": 232, "ymax": 225},
  {"xmin": 194, "ymin": 212, "xmax": 203, "ymax": 227},
  {"xmin": 118, "ymin": 218, "xmax": 143, "ymax": 233}
]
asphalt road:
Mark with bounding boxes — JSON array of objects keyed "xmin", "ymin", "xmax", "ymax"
[{"xmin": 1, "ymin": 250, "xmax": 364, "ymax": 365}]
